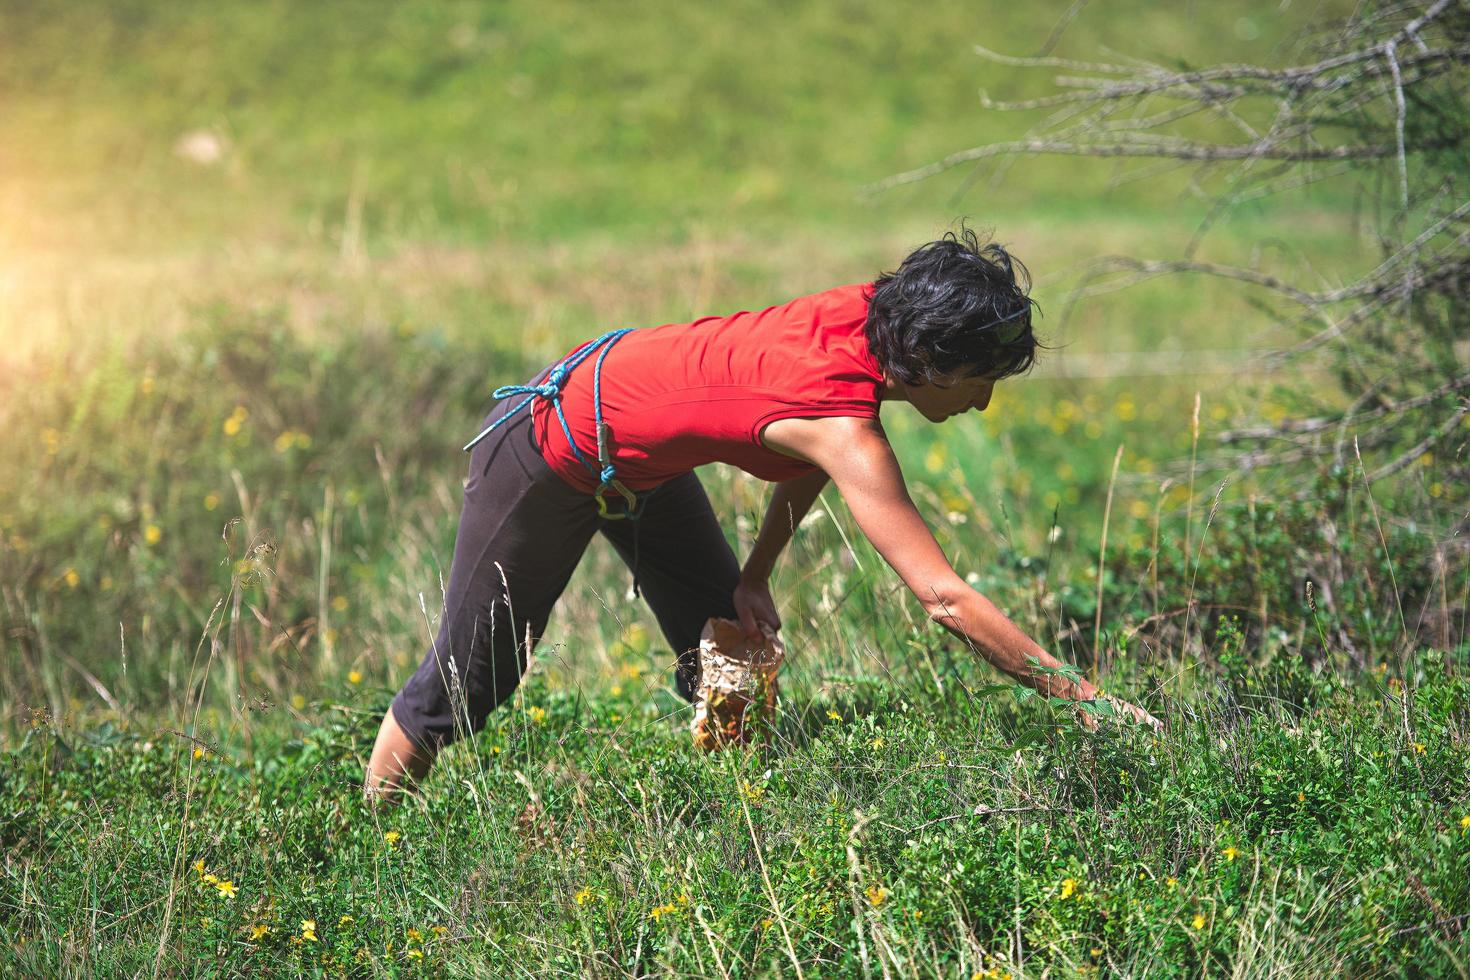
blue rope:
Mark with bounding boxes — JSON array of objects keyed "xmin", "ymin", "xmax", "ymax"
[{"xmin": 463, "ymin": 328, "xmax": 640, "ymax": 516}]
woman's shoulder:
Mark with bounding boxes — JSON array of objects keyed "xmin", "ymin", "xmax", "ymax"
[{"xmin": 801, "ymin": 281, "xmax": 874, "ymax": 316}]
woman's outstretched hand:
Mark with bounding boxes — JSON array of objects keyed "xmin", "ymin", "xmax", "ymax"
[
  {"xmin": 732, "ymin": 575, "xmax": 782, "ymax": 641},
  {"xmin": 1076, "ymin": 693, "xmax": 1164, "ymax": 733}
]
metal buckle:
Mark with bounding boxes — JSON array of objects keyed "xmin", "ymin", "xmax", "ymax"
[{"xmin": 595, "ymin": 478, "xmax": 641, "ymax": 520}]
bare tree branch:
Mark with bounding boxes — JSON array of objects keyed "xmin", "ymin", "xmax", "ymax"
[{"xmin": 868, "ymin": 138, "xmax": 1397, "ymax": 193}]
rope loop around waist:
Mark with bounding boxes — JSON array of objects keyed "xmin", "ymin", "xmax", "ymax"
[{"xmin": 463, "ymin": 328, "xmax": 642, "ymax": 520}]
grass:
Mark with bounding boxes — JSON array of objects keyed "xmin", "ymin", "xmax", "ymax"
[
  {"xmin": 6, "ymin": 650, "xmax": 1470, "ymax": 975},
  {"xmin": 3, "ymin": 0, "xmax": 1469, "ymax": 975}
]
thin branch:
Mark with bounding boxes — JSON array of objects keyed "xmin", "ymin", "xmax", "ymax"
[
  {"xmin": 1068, "ymin": 255, "xmax": 1373, "ymax": 306},
  {"xmin": 972, "ymin": 42, "xmax": 1469, "ymax": 109},
  {"xmin": 868, "ymin": 138, "xmax": 1396, "ymax": 193},
  {"xmin": 1218, "ymin": 372, "xmax": 1470, "ymax": 442},
  {"xmin": 1384, "ymin": 40, "xmax": 1410, "ymax": 210},
  {"xmin": 1367, "ymin": 403, "xmax": 1470, "ymax": 483}
]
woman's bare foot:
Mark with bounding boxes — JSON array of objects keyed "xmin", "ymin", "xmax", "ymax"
[{"xmin": 364, "ymin": 705, "xmax": 436, "ymax": 806}]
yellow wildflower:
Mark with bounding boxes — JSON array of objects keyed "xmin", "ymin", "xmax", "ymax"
[
  {"xmin": 215, "ymin": 880, "xmax": 238, "ymax": 899},
  {"xmin": 526, "ymin": 705, "xmax": 546, "ymax": 724},
  {"xmin": 331, "ymin": 595, "xmax": 349, "ymax": 612},
  {"xmin": 223, "ymin": 406, "xmax": 248, "ymax": 436},
  {"xmin": 1192, "ymin": 913, "xmax": 1207, "ymax": 930},
  {"xmin": 1059, "ymin": 877, "xmax": 1078, "ymax": 900},
  {"xmin": 406, "ymin": 949, "xmax": 424, "ymax": 961},
  {"xmin": 249, "ymin": 923, "xmax": 269, "ymax": 940},
  {"xmin": 870, "ymin": 735, "xmax": 885, "ymax": 750},
  {"xmin": 1412, "ymin": 742, "xmax": 1426, "ymax": 754},
  {"xmin": 384, "ymin": 830, "xmax": 401, "ymax": 848},
  {"xmin": 865, "ymin": 884, "xmax": 889, "ymax": 907},
  {"xmin": 1166, "ymin": 877, "xmax": 1177, "ymax": 889},
  {"xmin": 406, "ymin": 927, "xmax": 422, "ymax": 942},
  {"xmin": 827, "ymin": 709, "xmax": 841, "ymax": 721},
  {"xmin": 290, "ymin": 694, "xmax": 306, "ymax": 710},
  {"xmin": 761, "ymin": 917, "xmax": 774, "ymax": 930},
  {"xmin": 203, "ymin": 873, "xmax": 219, "ymax": 885},
  {"xmin": 144, "ymin": 524, "xmax": 162, "ymax": 545},
  {"xmin": 1460, "ymin": 815, "xmax": 1470, "ymax": 831},
  {"xmin": 924, "ymin": 443, "xmax": 948, "ymax": 474},
  {"xmin": 649, "ymin": 902, "xmax": 677, "ymax": 921},
  {"xmin": 348, "ymin": 670, "xmax": 363, "ymax": 685},
  {"xmin": 193, "ymin": 745, "xmax": 206, "ymax": 760},
  {"xmin": 338, "ymin": 915, "xmax": 354, "ymax": 926},
  {"xmin": 300, "ymin": 919, "xmax": 318, "ymax": 942},
  {"xmin": 1222, "ymin": 846, "xmax": 1239, "ymax": 862},
  {"xmin": 431, "ymin": 925, "xmax": 447, "ymax": 937},
  {"xmin": 62, "ymin": 568, "xmax": 80, "ymax": 589},
  {"xmin": 203, "ymin": 492, "xmax": 220, "ymax": 511},
  {"xmin": 1297, "ymin": 793, "xmax": 1305, "ymax": 803},
  {"xmin": 193, "ymin": 858, "xmax": 206, "ymax": 876}
]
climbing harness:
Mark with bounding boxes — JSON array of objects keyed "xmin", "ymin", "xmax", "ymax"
[{"xmin": 462, "ymin": 328, "xmax": 649, "ymax": 591}]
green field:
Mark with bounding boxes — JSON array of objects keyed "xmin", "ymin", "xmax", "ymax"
[{"xmin": 2, "ymin": 1, "xmax": 1467, "ymax": 975}]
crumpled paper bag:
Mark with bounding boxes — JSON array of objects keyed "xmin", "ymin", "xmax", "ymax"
[{"xmin": 690, "ymin": 617, "xmax": 785, "ymax": 751}]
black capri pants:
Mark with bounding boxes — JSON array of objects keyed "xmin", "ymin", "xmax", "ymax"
[{"xmin": 390, "ymin": 381, "xmax": 741, "ymax": 752}]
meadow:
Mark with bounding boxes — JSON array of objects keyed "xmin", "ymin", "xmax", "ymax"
[{"xmin": 2, "ymin": 0, "xmax": 1467, "ymax": 975}]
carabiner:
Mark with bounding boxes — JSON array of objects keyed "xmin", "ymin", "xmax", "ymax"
[{"xmin": 595, "ymin": 478, "xmax": 642, "ymax": 520}]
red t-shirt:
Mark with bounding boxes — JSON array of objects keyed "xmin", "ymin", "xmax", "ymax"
[{"xmin": 530, "ymin": 282, "xmax": 884, "ymax": 493}]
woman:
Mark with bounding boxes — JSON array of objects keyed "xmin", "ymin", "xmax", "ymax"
[{"xmin": 365, "ymin": 229, "xmax": 1159, "ymax": 798}]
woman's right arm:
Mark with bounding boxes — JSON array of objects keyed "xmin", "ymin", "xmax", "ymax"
[
  {"xmin": 760, "ymin": 414, "xmax": 1160, "ymax": 725},
  {"xmin": 742, "ymin": 467, "xmax": 829, "ymax": 583}
]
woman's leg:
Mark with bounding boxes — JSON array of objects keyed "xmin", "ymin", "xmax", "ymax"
[
  {"xmin": 599, "ymin": 471, "xmax": 741, "ymax": 701},
  {"xmin": 367, "ymin": 407, "xmax": 600, "ymax": 801}
]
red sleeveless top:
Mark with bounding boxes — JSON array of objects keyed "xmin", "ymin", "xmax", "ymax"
[{"xmin": 531, "ymin": 282, "xmax": 884, "ymax": 493}]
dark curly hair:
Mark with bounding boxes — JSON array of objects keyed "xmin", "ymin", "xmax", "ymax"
[{"xmin": 865, "ymin": 227, "xmax": 1043, "ymax": 385}]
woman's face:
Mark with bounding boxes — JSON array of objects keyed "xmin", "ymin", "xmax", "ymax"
[{"xmin": 902, "ymin": 368, "xmax": 997, "ymax": 423}]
